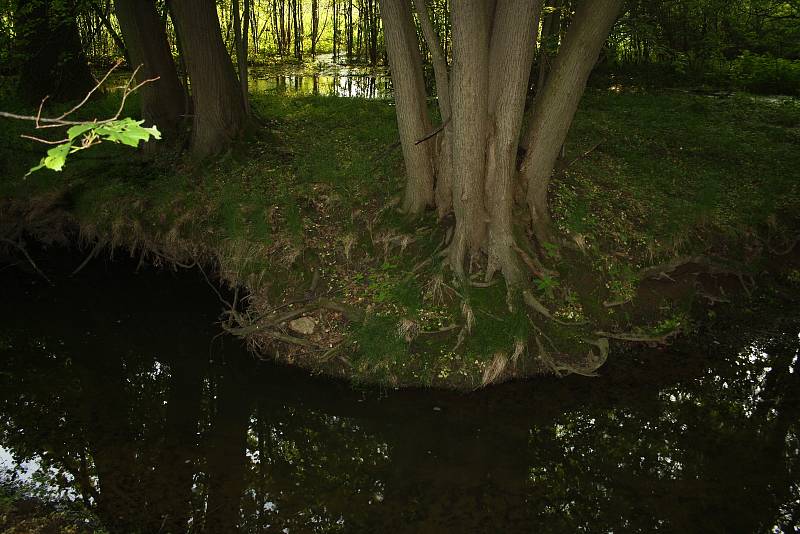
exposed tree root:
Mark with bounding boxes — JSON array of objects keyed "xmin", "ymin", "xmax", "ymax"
[
  {"xmin": 638, "ymin": 254, "xmax": 756, "ymax": 296},
  {"xmin": 770, "ymin": 235, "xmax": 799, "ymax": 256},
  {"xmin": 418, "ymin": 324, "xmax": 459, "ymax": 335},
  {"xmin": 0, "ymin": 238, "xmax": 53, "ymax": 285},
  {"xmin": 523, "ymin": 289, "xmax": 589, "ymax": 326},
  {"xmin": 223, "ymin": 297, "xmax": 363, "ymax": 341},
  {"xmin": 603, "ymin": 296, "xmax": 633, "ymax": 308},
  {"xmin": 513, "ymin": 243, "xmax": 549, "ymax": 278},
  {"xmin": 480, "ymin": 351, "xmax": 509, "ymax": 387},
  {"xmin": 533, "ymin": 333, "xmax": 609, "ymax": 377},
  {"xmin": 594, "ymin": 328, "xmax": 682, "ymax": 344},
  {"xmin": 637, "ymin": 255, "xmax": 709, "ymax": 280},
  {"xmin": 70, "ymin": 239, "xmax": 107, "ymax": 276}
]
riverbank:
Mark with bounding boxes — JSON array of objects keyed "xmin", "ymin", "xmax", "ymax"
[{"xmin": 2, "ymin": 87, "xmax": 799, "ymax": 389}]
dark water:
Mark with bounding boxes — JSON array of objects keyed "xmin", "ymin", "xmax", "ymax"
[{"xmin": 1, "ymin": 253, "xmax": 799, "ymax": 533}]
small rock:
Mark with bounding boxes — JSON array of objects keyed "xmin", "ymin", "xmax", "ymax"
[{"xmin": 289, "ymin": 316, "xmax": 316, "ymax": 335}]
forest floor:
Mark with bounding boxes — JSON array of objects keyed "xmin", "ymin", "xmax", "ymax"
[{"xmin": 2, "ymin": 84, "xmax": 799, "ymax": 389}]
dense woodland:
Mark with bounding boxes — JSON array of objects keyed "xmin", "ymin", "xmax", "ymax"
[{"xmin": 2, "ymin": 1, "xmax": 799, "ymax": 84}]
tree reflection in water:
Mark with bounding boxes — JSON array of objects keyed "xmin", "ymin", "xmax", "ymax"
[{"xmin": 0, "ymin": 259, "xmax": 798, "ymax": 533}]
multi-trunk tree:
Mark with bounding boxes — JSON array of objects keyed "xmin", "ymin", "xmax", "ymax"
[
  {"xmin": 381, "ymin": 0, "xmax": 623, "ymax": 287},
  {"xmin": 113, "ymin": 0, "xmax": 249, "ymax": 157}
]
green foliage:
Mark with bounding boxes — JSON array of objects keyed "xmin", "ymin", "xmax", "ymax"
[
  {"xmin": 732, "ymin": 52, "xmax": 800, "ymax": 96},
  {"xmin": 27, "ymin": 118, "xmax": 160, "ymax": 176},
  {"xmin": 352, "ymin": 315, "xmax": 408, "ymax": 368},
  {"xmin": 535, "ymin": 274, "xmax": 560, "ymax": 300},
  {"xmin": 605, "ymin": 0, "xmax": 800, "ymax": 95},
  {"xmin": 556, "ymin": 89, "xmax": 800, "ymax": 261}
]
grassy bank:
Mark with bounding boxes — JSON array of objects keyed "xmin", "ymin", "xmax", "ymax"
[{"xmin": 2, "ymin": 85, "xmax": 799, "ymax": 389}]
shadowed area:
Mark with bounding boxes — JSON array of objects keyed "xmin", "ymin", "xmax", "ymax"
[{"xmin": 0, "ymin": 250, "xmax": 798, "ymax": 533}]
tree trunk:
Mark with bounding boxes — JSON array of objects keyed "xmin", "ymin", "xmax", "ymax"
[
  {"xmin": 14, "ymin": 0, "xmax": 96, "ymax": 103},
  {"xmin": 383, "ymin": 0, "xmax": 622, "ymax": 285},
  {"xmin": 520, "ymin": 0, "xmax": 623, "ymax": 244},
  {"xmin": 413, "ymin": 0, "xmax": 452, "ymax": 218},
  {"xmin": 114, "ymin": 0, "xmax": 186, "ymax": 139},
  {"xmin": 243, "ymin": 0, "xmax": 251, "ymax": 104},
  {"xmin": 483, "ymin": 0, "xmax": 541, "ymax": 285},
  {"xmin": 311, "ymin": 0, "xmax": 319, "ymax": 56},
  {"xmin": 448, "ymin": 0, "xmax": 490, "ymax": 275},
  {"xmin": 347, "ymin": 0, "xmax": 353, "ymax": 61},
  {"xmin": 232, "ymin": 0, "xmax": 251, "ymax": 112},
  {"xmin": 170, "ymin": 0, "xmax": 248, "ymax": 159},
  {"xmin": 380, "ymin": 0, "xmax": 434, "ymax": 214},
  {"xmin": 333, "ymin": 0, "xmax": 339, "ymax": 60},
  {"xmin": 535, "ymin": 0, "xmax": 562, "ymax": 95}
]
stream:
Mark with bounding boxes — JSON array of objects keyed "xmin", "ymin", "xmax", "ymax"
[{"xmin": 1, "ymin": 249, "xmax": 798, "ymax": 533}]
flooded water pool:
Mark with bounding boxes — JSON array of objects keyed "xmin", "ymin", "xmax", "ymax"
[
  {"xmin": 249, "ymin": 54, "xmax": 393, "ymax": 99},
  {"xmin": 0, "ymin": 251, "xmax": 798, "ymax": 532}
]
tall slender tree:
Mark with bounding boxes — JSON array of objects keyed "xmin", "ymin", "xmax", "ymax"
[
  {"xmin": 233, "ymin": 0, "xmax": 251, "ymax": 112},
  {"xmin": 381, "ymin": 0, "xmax": 434, "ymax": 213}
]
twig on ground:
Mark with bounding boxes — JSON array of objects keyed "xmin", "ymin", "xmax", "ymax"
[{"xmin": 561, "ymin": 139, "xmax": 605, "ymax": 171}]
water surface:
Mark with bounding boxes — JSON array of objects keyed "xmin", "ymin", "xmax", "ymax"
[
  {"xmin": 0, "ymin": 254, "xmax": 798, "ymax": 533},
  {"xmin": 249, "ymin": 54, "xmax": 392, "ymax": 99}
]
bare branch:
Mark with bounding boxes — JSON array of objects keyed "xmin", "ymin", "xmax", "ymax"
[{"xmin": 0, "ymin": 62, "xmax": 160, "ymax": 138}]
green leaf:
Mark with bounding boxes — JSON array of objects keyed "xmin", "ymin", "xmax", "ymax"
[
  {"xmin": 95, "ymin": 118, "xmax": 161, "ymax": 147},
  {"xmin": 66, "ymin": 123, "xmax": 96, "ymax": 140},
  {"xmin": 27, "ymin": 142, "xmax": 72, "ymax": 176}
]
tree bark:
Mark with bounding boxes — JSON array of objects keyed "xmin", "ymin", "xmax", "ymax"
[
  {"xmin": 448, "ymin": 0, "xmax": 490, "ymax": 275},
  {"xmin": 520, "ymin": 0, "xmax": 623, "ymax": 245},
  {"xmin": 170, "ymin": 0, "xmax": 248, "ymax": 159},
  {"xmin": 380, "ymin": 0, "xmax": 434, "ymax": 214},
  {"xmin": 484, "ymin": 0, "xmax": 541, "ymax": 285},
  {"xmin": 233, "ymin": 0, "xmax": 251, "ymax": 112},
  {"xmin": 114, "ymin": 0, "xmax": 186, "ymax": 139},
  {"xmin": 311, "ymin": 0, "xmax": 319, "ymax": 56},
  {"xmin": 413, "ymin": 0, "xmax": 452, "ymax": 218},
  {"xmin": 383, "ymin": 0, "xmax": 622, "ymax": 286}
]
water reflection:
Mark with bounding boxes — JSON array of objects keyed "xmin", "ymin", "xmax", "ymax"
[
  {"xmin": 248, "ymin": 55, "xmax": 393, "ymax": 99},
  {"xmin": 249, "ymin": 74, "xmax": 392, "ymax": 99},
  {"xmin": 0, "ymin": 259, "xmax": 798, "ymax": 533}
]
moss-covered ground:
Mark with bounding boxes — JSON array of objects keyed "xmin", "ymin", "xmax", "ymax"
[{"xmin": 2, "ymin": 83, "xmax": 799, "ymax": 389}]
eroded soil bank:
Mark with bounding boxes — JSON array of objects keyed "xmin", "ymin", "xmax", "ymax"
[{"xmin": 2, "ymin": 90, "xmax": 799, "ymax": 388}]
